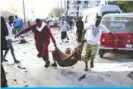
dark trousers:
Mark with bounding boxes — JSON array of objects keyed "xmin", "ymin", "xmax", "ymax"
[
  {"xmin": 1, "ymin": 50, "xmax": 8, "ymax": 87},
  {"xmin": 61, "ymin": 31, "xmax": 69, "ymax": 41},
  {"xmin": 76, "ymin": 30, "xmax": 83, "ymax": 43}
]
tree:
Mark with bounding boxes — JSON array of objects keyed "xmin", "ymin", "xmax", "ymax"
[
  {"xmin": 109, "ymin": 1, "xmax": 133, "ymax": 12},
  {"xmin": 49, "ymin": 8, "xmax": 64, "ymax": 17}
]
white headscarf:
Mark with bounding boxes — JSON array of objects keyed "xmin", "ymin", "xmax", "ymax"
[{"xmin": 36, "ymin": 22, "xmax": 46, "ymax": 32}]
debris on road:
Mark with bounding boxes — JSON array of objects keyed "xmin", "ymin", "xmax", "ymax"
[
  {"xmin": 78, "ymin": 74, "xmax": 86, "ymax": 81},
  {"xmin": 24, "ymin": 85, "xmax": 29, "ymax": 87},
  {"xmin": 18, "ymin": 65, "xmax": 26, "ymax": 70},
  {"xmin": 127, "ymin": 71, "xmax": 133, "ymax": 82}
]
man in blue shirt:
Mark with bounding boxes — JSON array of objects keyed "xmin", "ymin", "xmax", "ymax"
[{"xmin": 13, "ymin": 15, "xmax": 21, "ymax": 33}]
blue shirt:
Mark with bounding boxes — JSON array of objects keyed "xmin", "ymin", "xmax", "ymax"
[{"xmin": 13, "ymin": 18, "xmax": 21, "ymax": 28}]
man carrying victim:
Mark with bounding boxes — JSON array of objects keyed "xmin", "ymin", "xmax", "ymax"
[{"xmin": 15, "ymin": 19, "xmax": 57, "ymax": 68}]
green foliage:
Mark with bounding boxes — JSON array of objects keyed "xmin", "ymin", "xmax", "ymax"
[
  {"xmin": 49, "ymin": 8, "xmax": 64, "ymax": 17},
  {"xmin": 109, "ymin": 1, "xmax": 133, "ymax": 12}
]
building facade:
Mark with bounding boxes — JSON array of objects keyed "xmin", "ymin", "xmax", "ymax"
[{"xmin": 63, "ymin": 0, "xmax": 101, "ymax": 17}]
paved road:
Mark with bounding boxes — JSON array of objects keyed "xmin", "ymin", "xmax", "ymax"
[{"xmin": 3, "ymin": 29, "xmax": 133, "ymax": 87}]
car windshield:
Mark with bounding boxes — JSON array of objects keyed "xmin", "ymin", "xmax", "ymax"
[
  {"xmin": 102, "ymin": 11, "xmax": 121, "ymax": 16},
  {"xmin": 101, "ymin": 17, "xmax": 133, "ymax": 33}
]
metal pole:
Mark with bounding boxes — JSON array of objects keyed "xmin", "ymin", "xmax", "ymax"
[
  {"xmin": 61, "ymin": 0, "xmax": 62, "ymax": 9},
  {"xmin": 106, "ymin": 0, "xmax": 108, "ymax": 5},
  {"xmin": 61, "ymin": 0, "xmax": 63, "ymax": 18},
  {"xmin": 32, "ymin": 10, "xmax": 34, "ymax": 21},
  {"xmin": 23, "ymin": 0, "xmax": 26, "ymax": 26},
  {"xmin": 66, "ymin": 0, "xmax": 69, "ymax": 21}
]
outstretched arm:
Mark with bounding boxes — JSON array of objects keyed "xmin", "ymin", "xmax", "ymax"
[
  {"xmin": 50, "ymin": 32, "xmax": 56, "ymax": 47},
  {"xmin": 15, "ymin": 24, "xmax": 37, "ymax": 37},
  {"xmin": 47, "ymin": 26, "xmax": 56, "ymax": 47},
  {"xmin": 81, "ymin": 28, "xmax": 87, "ymax": 44}
]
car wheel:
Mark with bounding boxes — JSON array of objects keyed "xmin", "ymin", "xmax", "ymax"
[
  {"xmin": 99, "ymin": 49, "xmax": 106, "ymax": 58},
  {"xmin": 99, "ymin": 51, "xmax": 105, "ymax": 58},
  {"xmin": 100, "ymin": 54, "xmax": 104, "ymax": 58}
]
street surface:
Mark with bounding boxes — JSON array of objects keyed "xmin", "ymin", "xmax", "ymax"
[{"xmin": 3, "ymin": 29, "xmax": 133, "ymax": 87}]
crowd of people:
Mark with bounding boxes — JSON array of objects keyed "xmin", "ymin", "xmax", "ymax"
[{"xmin": 1, "ymin": 14, "xmax": 116, "ymax": 87}]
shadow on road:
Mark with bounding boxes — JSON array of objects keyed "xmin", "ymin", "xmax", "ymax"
[
  {"xmin": 101, "ymin": 53, "xmax": 133, "ymax": 63},
  {"xmin": 56, "ymin": 68, "xmax": 133, "ymax": 87}
]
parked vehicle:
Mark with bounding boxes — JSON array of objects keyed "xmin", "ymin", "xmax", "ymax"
[
  {"xmin": 82, "ymin": 5, "xmax": 122, "ymax": 26},
  {"xmin": 99, "ymin": 13, "xmax": 133, "ymax": 57},
  {"xmin": 48, "ymin": 20, "xmax": 54, "ymax": 27},
  {"xmin": 46, "ymin": 17, "xmax": 59, "ymax": 28}
]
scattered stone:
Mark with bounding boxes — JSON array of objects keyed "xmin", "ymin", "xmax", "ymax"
[
  {"xmin": 14, "ymin": 79, "xmax": 17, "ymax": 82},
  {"xmin": 5, "ymin": 72, "xmax": 8, "ymax": 75},
  {"xmin": 19, "ymin": 39, "xmax": 28, "ymax": 44},
  {"xmin": 23, "ymin": 52, "xmax": 26, "ymax": 54},
  {"xmin": 127, "ymin": 71, "xmax": 133, "ymax": 82},
  {"xmin": 78, "ymin": 74, "xmax": 86, "ymax": 81},
  {"xmin": 67, "ymin": 71, "xmax": 75, "ymax": 74},
  {"xmin": 11, "ymin": 64, "xmax": 15, "ymax": 66},
  {"xmin": 7, "ymin": 64, "xmax": 14, "ymax": 66},
  {"xmin": 71, "ymin": 66, "xmax": 74, "ymax": 69},
  {"xmin": 123, "ymin": 64, "xmax": 127, "ymax": 67},
  {"xmin": 97, "ymin": 76, "xmax": 104, "ymax": 81},
  {"xmin": 25, "ymin": 70, "xmax": 28, "ymax": 73},
  {"xmin": 7, "ymin": 64, "xmax": 10, "ymax": 66},
  {"xmin": 24, "ymin": 85, "xmax": 29, "ymax": 87},
  {"xmin": 106, "ymin": 74, "xmax": 111, "ymax": 77},
  {"xmin": 65, "ymin": 41, "xmax": 69, "ymax": 43},
  {"xmin": 18, "ymin": 65, "xmax": 26, "ymax": 69}
]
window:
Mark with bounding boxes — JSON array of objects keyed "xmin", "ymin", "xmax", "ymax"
[
  {"xmin": 77, "ymin": 6, "xmax": 79, "ymax": 10},
  {"xmin": 77, "ymin": 1, "xmax": 81, "ymax": 4},
  {"xmin": 67, "ymin": 0, "xmax": 69, "ymax": 4},
  {"xmin": 84, "ymin": 1, "xmax": 89, "ymax": 4},
  {"xmin": 102, "ymin": 11, "xmax": 121, "ymax": 16},
  {"xmin": 77, "ymin": 12, "xmax": 79, "ymax": 16},
  {"xmin": 102, "ymin": 20, "xmax": 133, "ymax": 33},
  {"xmin": 67, "ymin": 5, "xmax": 69, "ymax": 9},
  {"xmin": 67, "ymin": 1, "xmax": 69, "ymax": 9},
  {"xmin": 84, "ymin": 4, "xmax": 88, "ymax": 8}
]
